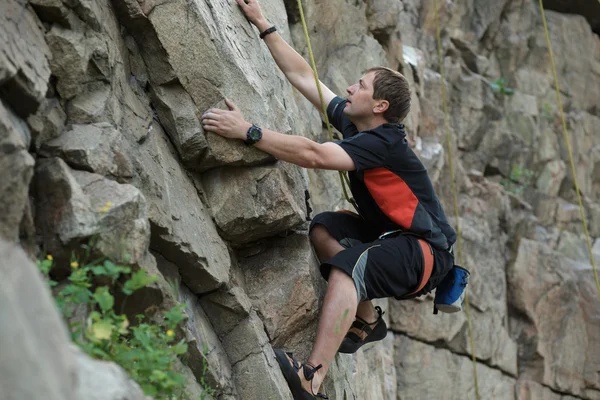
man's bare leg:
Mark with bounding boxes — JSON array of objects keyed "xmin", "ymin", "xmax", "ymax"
[
  {"xmin": 310, "ymin": 224, "xmax": 377, "ymax": 323},
  {"xmin": 310, "ymin": 224, "xmax": 344, "ymax": 262},
  {"xmin": 297, "ymin": 266, "xmax": 358, "ymax": 394}
]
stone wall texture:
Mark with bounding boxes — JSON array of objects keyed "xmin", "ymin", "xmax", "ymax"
[{"xmin": 1, "ymin": 0, "xmax": 600, "ymax": 398}]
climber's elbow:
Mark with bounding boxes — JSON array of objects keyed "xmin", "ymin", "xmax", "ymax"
[
  {"xmin": 297, "ymin": 145, "xmax": 321, "ymax": 169},
  {"xmin": 303, "ymin": 143, "xmax": 355, "ymax": 171}
]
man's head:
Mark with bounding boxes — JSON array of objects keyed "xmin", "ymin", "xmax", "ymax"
[{"xmin": 344, "ymin": 67, "xmax": 411, "ymax": 125}]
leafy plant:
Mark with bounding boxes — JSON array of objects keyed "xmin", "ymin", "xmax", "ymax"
[
  {"xmin": 489, "ymin": 78, "xmax": 515, "ymax": 96},
  {"xmin": 38, "ymin": 254, "xmax": 197, "ymax": 399},
  {"xmin": 500, "ymin": 163, "xmax": 534, "ymax": 195}
]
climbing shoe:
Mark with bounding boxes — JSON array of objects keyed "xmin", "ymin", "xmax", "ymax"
[
  {"xmin": 338, "ymin": 306, "xmax": 387, "ymax": 354},
  {"xmin": 274, "ymin": 349, "xmax": 328, "ymax": 400}
]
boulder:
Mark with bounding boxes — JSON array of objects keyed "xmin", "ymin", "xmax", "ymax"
[
  {"xmin": 132, "ymin": 121, "xmax": 231, "ymax": 294},
  {"xmin": 241, "ymin": 233, "xmax": 322, "ymax": 359},
  {"xmin": 222, "ymin": 311, "xmax": 293, "ymax": 400},
  {"xmin": 0, "ymin": 102, "xmax": 35, "ymax": 243},
  {"xmin": 556, "ymin": 230, "xmax": 590, "ymax": 263},
  {"xmin": 0, "ymin": 240, "xmax": 77, "ymax": 400},
  {"xmin": 34, "ymin": 158, "xmax": 149, "ymax": 264},
  {"xmin": 365, "ymin": 0, "xmax": 401, "ymax": 46},
  {"xmin": 150, "ymin": 82, "xmax": 208, "ymax": 167},
  {"xmin": 0, "ymin": 0, "xmax": 51, "ymax": 116},
  {"xmin": 72, "ymin": 345, "xmax": 150, "ymax": 400},
  {"xmin": 202, "ymin": 163, "xmax": 308, "ymax": 246},
  {"xmin": 29, "ymin": 0, "xmax": 70, "ymax": 24},
  {"xmin": 67, "ymin": 82, "xmax": 113, "ymax": 124},
  {"xmin": 536, "ymin": 160, "xmax": 566, "ymax": 197},
  {"xmin": 27, "ymin": 98, "xmax": 67, "ymax": 150},
  {"xmin": 40, "ymin": 123, "xmax": 132, "ymax": 180},
  {"xmin": 200, "ymin": 285, "xmax": 253, "ymax": 339},
  {"xmin": 45, "ymin": 25, "xmax": 90, "ymax": 100}
]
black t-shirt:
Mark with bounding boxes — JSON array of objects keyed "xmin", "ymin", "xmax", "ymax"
[{"xmin": 327, "ymin": 96, "xmax": 457, "ymax": 251}]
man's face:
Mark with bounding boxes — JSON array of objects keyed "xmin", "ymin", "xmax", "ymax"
[{"xmin": 344, "ymin": 71, "xmax": 377, "ymax": 119}]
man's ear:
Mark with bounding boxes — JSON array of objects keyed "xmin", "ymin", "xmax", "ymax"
[{"xmin": 373, "ymin": 100, "xmax": 389, "ymax": 115}]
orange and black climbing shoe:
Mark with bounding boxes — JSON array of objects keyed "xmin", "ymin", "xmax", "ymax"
[
  {"xmin": 338, "ymin": 306, "xmax": 387, "ymax": 354},
  {"xmin": 274, "ymin": 349, "xmax": 328, "ymax": 400}
]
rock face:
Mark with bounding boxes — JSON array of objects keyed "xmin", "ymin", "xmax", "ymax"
[
  {"xmin": 1, "ymin": 0, "xmax": 600, "ymax": 398},
  {"xmin": 34, "ymin": 157, "xmax": 150, "ymax": 264},
  {"xmin": 0, "ymin": 102, "xmax": 35, "ymax": 242},
  {"xmin": 508, "ymin": 239, "xmax": 600, "ymax": 397}
]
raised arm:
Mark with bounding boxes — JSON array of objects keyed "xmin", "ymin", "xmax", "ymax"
[{"xmin": 236, "ymin": 0, "xmax": 337, "ymax": 111}]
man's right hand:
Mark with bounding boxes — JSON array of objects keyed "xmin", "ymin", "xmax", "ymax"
[
  {"xmin": 236, "ymin": 0, "xmax": 269, "ymax": 30},
  {"xmin": 235, "ymin": 0, "xmax": 337, "ymax": 115}
]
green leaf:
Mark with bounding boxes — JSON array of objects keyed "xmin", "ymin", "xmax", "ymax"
[
  {"xmin": 489, "ymin": 82, "xmax": 500, "ymax": 93},
  {"xmin": 132, "ymin": 325, "xmax": 153, "ymax": 348},
  {"xmin": 503, "ymin": 87, "xmax": 515, "ymax": 95},
  {"xmin": 117, "ymin": 317, "xmax": 129, "ymax": 334},
  {"xmin": 172, "ymin": 340, "xmax": 188, "ymax": 355},
  {"xmin": 39, "ymin": 259, "xmax": 53, "ymax": 275},
  {"xmin": 88, "ymin": 310, "xmax": 102, "ymax": 321},
  {"xmin": 90, "ymin": 265, "xmax": 108, "ymax": 276},
  {"xmin": 94, "ymin": 287, "xmax": 114, "ymax": 313},
  {"xmin": 164, "ymin": 305, "xmax": 186, "ymax": 326},
  {"xmin": 123, "ymin": 270, "xmax": 157, "ymax": 295},
  {"xmin": 91, "ymin": 320, "xmax": 114, "ymax": 340}
]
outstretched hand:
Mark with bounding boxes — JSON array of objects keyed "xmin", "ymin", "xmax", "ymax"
[
  {"xmin": 235, "ymin": 0, "xmax": 266, "ymax": 27},
  {"xmin": 201, "ymin": 99, "xmax": 251, "ymax": 140}
]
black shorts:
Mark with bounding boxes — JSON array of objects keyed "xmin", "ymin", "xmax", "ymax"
[{"xmin": 309, "ymin": 211, "xmax": 454, "ymax": 301}]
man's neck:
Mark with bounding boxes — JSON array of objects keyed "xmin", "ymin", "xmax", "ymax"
[{"xmin": 352, "ymin": 116, "xmax": 390, "ymax": 132}]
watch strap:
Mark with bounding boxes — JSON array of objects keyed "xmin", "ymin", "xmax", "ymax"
[{"xmin": 260, "ymin": 26, "xmax": 277, "ymax": 39}]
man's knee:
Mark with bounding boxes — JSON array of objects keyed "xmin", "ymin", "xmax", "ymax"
[
  {"xmin": 328, "ymin": 266, "xmax": 359, "ymax": 301},
  {"xmin": 309, "ymin": 223, "xmax": 330, "ymax": 245}
]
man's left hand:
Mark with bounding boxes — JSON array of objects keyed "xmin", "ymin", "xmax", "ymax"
[{"xmin": 202, "ymin": 99, "xmax": 251, "ymax": 140}]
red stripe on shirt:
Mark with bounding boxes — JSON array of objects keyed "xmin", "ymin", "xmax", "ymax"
[{"xmin": 363, "ymin": 168, "xmax": 419, "ymax": 230}]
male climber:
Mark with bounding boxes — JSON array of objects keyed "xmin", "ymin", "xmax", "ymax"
[{"xmin": 201, "ymin": 0, "xmax": 457, "ymax": 398}]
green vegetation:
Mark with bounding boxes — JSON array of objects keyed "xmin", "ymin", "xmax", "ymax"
[
  {"xmin": 500, "ymin": 163, "xmax": 534, "ymax": 195},
  {"xmin": 489, "ymin": 78, "xmax": 515, "ymax": 96},
  {"xmin": 38, "ymin": 251, "xmax": 197, "ymax": 399}
]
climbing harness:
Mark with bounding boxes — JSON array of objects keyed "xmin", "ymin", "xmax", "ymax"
[
  {"xmin": 432, "ymin": 0, "xmax": 480, "ymax": 398},
  {"xmin": 295, "ymin": 0, "xmax": 359, "ymax": 213},
  {"xmin": 538, "ymin": 0, "xmax": 600, "ymax": 299}
]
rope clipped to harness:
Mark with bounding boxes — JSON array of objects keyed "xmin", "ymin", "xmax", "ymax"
[{"xmin": 295, "ymin": 0, "xmax": 358, "ymax": 213}]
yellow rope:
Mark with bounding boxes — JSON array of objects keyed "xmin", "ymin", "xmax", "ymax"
[
  {"xmin": 433, "ymin": 1, "xmax": 480, "ymax": 398},
  {"xmin": 295, "ymin": 0, "xmax": 357, "ymax": 212},
  {"xmin": 538, "ymin": 0, "xmax": 600, "ymax": 298}
]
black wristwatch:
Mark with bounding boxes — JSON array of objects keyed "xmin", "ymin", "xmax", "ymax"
[{"xmin": 244, "ymin": 124, "xmax": 263, "ymax": 145}]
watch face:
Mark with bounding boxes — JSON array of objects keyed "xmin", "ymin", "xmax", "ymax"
[
  {"xmin": 247, "ymin": 125, "xmax": 262, "ymax": 144},
  {"xmin": 248, "ymin": 126, "xmax": 261, "ymax": 141}
]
